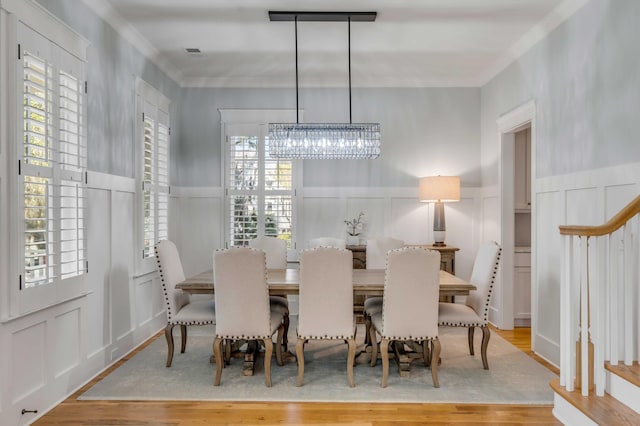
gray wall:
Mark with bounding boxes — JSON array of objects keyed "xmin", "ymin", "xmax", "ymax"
[
  {"xmin": 37, "ymin": 0, "xmax": 181, "ymax": 179},
  {"xmin": 481, "ymin": 0, "xmax": 640, "ymax": 186},
  {"xmin": 177, "ymin": 87, "xmax": 481, "ymax": 188}
]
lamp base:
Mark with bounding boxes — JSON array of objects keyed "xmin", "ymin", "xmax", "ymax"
[
  {"xmin": 433, "ymin": 230, "xmax": 446, "ymax": 247},
  {"xmin": 432, "ymin": 242, "xmax": 447, "ymax": 247}
]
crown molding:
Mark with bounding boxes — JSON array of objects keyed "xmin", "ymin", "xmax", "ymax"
[{"xmin": 80, "ymin": 0, "xmax": 184, "ymax": 84}]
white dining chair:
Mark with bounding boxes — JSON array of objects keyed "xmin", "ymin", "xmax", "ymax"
[
  {"xmin": 369, "ymin": 247, "xmax": 441, "ymax": 388},
  {"xmin": 248, "ymin": 236, "xmax": 290, "ymax": 350},
  {"xmin": 296, "ymin": 247, "xmax": 356, "ymax": 387},
  {"xmin": 212, "ymin": 247, "xmax": 284, "ymax": 387},
  {"xmin": 155, "ymin": 240, "xmax": 216, "ymax": 367},
  {"xmin": 438, "ymin": 241, "xmax": 501, "ymax": 369}
]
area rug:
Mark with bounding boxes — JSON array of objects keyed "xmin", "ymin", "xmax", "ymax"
[{"xmin": 80, "ymin": 319, "xmax": 556, "ymax": 404}]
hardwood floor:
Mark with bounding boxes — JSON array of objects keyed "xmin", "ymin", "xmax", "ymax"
[{"xmin": 34, "ymin": 326, "xmax": 561, "ymax": 425}]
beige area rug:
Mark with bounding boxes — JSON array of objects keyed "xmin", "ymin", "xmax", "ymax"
[{"xmin": 80, "ymin": 319, "xmax": 556, "ymax": 404}]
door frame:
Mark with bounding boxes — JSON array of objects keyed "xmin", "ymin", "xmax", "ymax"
[{"xmin": 496, "ymin": 100, "xmax": 536, "ymax": 341}]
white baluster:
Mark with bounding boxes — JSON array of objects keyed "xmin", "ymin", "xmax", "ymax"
[
  {"xmin": 580, "ymin": 236, "xmax": 590, "ymax": 396},
  {"xmin": 610, "ymin": 231, "xmax": 619, "ymax": 366},
  {"xmin": 561, "ymin": 235, "xmax": 571, "ymax": 389},
  {"xmin": 592, "ymin": 236, "xmax": 605, "ymax": 396},
  {"xmin": 624, "ymin": 224, "xmax": 634, "ymax": 365}
]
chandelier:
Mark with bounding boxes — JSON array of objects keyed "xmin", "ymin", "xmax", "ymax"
[{"xmin": 267, "ymin": 11, "xmax": 381, "ymax": 160}]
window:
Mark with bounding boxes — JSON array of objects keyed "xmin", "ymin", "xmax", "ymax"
[
  {"xmin": 136, "ymin": 79, "xmax": 170, "ymax": 271},
  {"xmin": 19, "ymin": 25, "xmax": 87, "ymax": 291},
  {"xmin": 221, "ymin": 110, "xmax": 299, "ymax": 255}
]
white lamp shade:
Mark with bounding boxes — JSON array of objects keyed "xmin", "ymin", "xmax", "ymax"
[{"xmin": 419, "ymin": 176, "xmax": 460, "ymax": 202}]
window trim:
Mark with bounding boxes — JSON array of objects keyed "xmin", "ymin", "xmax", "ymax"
[
  {"xmin": 3, "ymin": 2, "xmax": 89, "ymax": 318},
  {"xmin": 135, "ymin": 78, "xmax": 170, "ymax": 276},
  {"xmin": 219, "ymin": 109, "xmax": 302, "ymax": 259}
]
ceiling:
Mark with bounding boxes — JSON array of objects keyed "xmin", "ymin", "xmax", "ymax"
[{"xmin": 84, "ymin": 0, "xmax": 587, "ymax": 88}]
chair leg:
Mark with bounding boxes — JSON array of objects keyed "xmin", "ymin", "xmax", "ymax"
[
  {"xmin": 430, "ymin": 339, "xmax": 441, "ymax": 388},
  {"xmin": 295, "ymin": 339, "xmax": 305, "ymax": 387},
  {"xmin": 275, "ymin": 324, "xmax": 284, "ymax": 366},
  {"xmin": 213, "ymin": 337, "xmax": 223, "ymax": 386},
  {"xmin": 468, "ymin": 326, "xmax": 475, "ymax": 355},
  {"xmin": 369, "ymin": 325, "xmax": 379, "ymax": 367},
  {"xmin": 380, "ymin": 338, "xmax": 390, "ymax": 388},
  {"xmin": 282, "ymin": 311, "xmax": 290, "ymax": 352},
  {"xmin": 165, "ymin": 324, "xmax": 175, "ymax": 367},
  {"xmin": 224, "ymin": 339, "xmax": 231, "ymax": 365},
  {"xmin": 422, "ymin": 340, "xmax": 431, "ymax": 367},
  {"xmin": 346, "ymin": 337, "xmax": 356, "ymax": 388},
  {"xmin": 480, "ymin": 325, "xmax": 491, "ymax": 370},
  {"xmin": 180, "ymin": 324, "xmax": 187, "ymax": 353},
  {"xmin": 364, "ymin": 313, "xmax": 372, "ymax": 346},
  {"xmin": 263, "ymin": 337, "xmax": 273, "ymax": 387}
]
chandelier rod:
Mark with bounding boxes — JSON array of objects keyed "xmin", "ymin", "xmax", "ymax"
[
  {"xmin": 295, "ymin": 15, "xmax": 299, "ymax": 124},
  {"xmin": 348, "ymin": 16, "xmax": 352, "ymax": 124}
]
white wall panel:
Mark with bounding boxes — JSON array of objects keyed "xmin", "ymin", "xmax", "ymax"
[
  {"xmin": 136, "ymin": 279, "xmax": 153, "ymax": 327},
  {"xmin": 53, "ymin": 309, "xmax": 80, "ymax": 378},
  {"xmin": 11, "ymin": 322, "xmax": 46, "ymax": 403},
  {"xmin": 110, "ymin": 191, "xmax": 135, "ymax": 343},
  {"xmin": 444, "ymin": 197, "xmax": 477, "ymax": 280},
  {"xmin": 303, "ymin": 197, "xmax": 344, "ymax": 246},
  {"xmin": 85, "ymin": 188, "xmax": 111, "ymax": 357},
  {"xmin": 390, "ymin": 198, "xmax": 429, "ymax": 245},
  {"xmin": 178, "ymin": 197, "xmax": 223, "ymax": 277}
]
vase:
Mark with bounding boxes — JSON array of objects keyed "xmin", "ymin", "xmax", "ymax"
[{"xmin": 346, "ymin": 235, "xmax": 360, "ymax": 246}]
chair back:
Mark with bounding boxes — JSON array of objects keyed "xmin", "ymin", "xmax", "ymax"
[
  {"xmin": 298, "ymin": 247, "xmax": 354, "ymax": 338},
  {"xmin": 308, "ymin": 237, "xmax": 346, "ymax": 249},
  {"xmin": 465, "ymin": 241, "xmax": 502, "ymax": 322},
  {"xmin": 249, "ymin": 236, "xmax": 287, "ymax": 269},
  {"xmin": 213, "ymin": 247, "xmax": 271, "ymax": 338},
  {"xmin": 381, "ymin": 247, "xmax": 440, "ymax": 339},
  {"xmin": 155, "ymin": 240, "xmax": 190, "ymax": 321},
  {"xmin": 366, "ymin": 237, "xmax": 404, "ymax": 269}
]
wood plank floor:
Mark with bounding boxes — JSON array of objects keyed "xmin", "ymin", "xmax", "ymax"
[{"xmin": 34, "ymin": 326, "xmax": 561, "ymax": 425}]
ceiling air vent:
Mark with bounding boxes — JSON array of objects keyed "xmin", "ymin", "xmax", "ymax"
[{"xmin": 185, "ymin": 48, "xmax": 202, "ymax": 55}]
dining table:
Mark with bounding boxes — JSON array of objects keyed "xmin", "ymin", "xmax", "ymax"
[{"xmin": 175, "ymin": 268, "xmax": 476, "ymax": 376}]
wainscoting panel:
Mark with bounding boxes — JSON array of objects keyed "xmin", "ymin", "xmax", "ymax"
[
  {"xmin": 344, "ymin": 197, "xmax": 387, "ymax": 241},
  {"xmin": 11, "ymin": 321, "xmax": 46, "ymax": 403},
  {"xmin": 135, "ymin": 278, "xmax": 153, "ymax": 327},
  {"xmin": 53, "ymin": 308, "xmax": 81, "ymax": 378},
  {"xmin": 86, "ymin": 187, "xmax": 112, "ymax": 358},
  {"xmin": 111, "ymin": 191, "xmax": 136, "ymax": 344},
  {"xmin": 389, "ymin": 198, "xmax": 430, "ymax": 245},
  {"xmin": 302, "ymin": 197, "xmax": 344, "ymax": 246}
]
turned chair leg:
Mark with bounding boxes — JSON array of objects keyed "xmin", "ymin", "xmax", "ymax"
[
  {"xmin": 468, "ymin": 326, "xmax": 475, "ymax": 355},
  {"xmin": 380, "ymin": 338, "xmax": 390, "ymax": 388},
  {"xmin": 275, "ymin": 325, "xmax": 284, "ymax": 367},
  {"xmin": 263, "ymin": 337, "xmax": 273, "ymax": 387},
  {"xmin": 282, "ymin": 312, "xmax": 290, "ymax": 352},
  {"xmin": 346, "ymin": 337, "xmax": 356, "ymax": 388},
  {"xmin": 369, "ymin": 326, "xmax": 379, "ymax": 367},
  {"xmin": 430, "ymin": 339, "xmax": 441, "ymax": 388},
  {"xmin": 180, "ymin": 324, "xmax": 187, "ymax": 353},
  {"xmin": 213, "ymin": 337, "xmax": 223, "ymax": 385},
  {"xmin": 165, "ymin": 324, "xmax": 175, "ymax": 367},
  {"xmin": 480, "ymin": 325, "xmax": 491, "ymax": 369},
  {"xmin": 296, "ymin": 339, "xmax": 305, "ymax": 386},
  {"xmin": 422, "ymin": 340, "xmax": 431, "ymax": 367}
]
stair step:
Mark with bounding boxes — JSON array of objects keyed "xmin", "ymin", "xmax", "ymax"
[
  {"xmin": 550, "ymin": 378, "xmax": 640, "ymax": 425},
  {"xmin": 606, "ymin": 361, "xmax": 640, "ymax": 388}
]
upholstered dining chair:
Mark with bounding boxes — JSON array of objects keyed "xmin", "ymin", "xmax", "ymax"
[
  {"xmin": 248, "ymin": 236, "xmax": 290, "ymax": 351},
  {"xmin": 296, "ymin": 247, "xmax": 356, "ymax": 387},
  {"xmin": 369, "ymin": 247, "xmax": 441, "ymax": 388},
  {"xmin": 438, "ymin": 241, "xmax": 501, "ymax": 370},
  {"xmin": 212, "ymin": 247, "xmax": 284, "ymax": 387},
  {"xmin": 363, "ymin": 237, "xmax": 405, "ymax": 342},
  {"xmin": 308, "ymin": 237, "xmax": 346, "ymax": 249},
  {"xmin": 155, "ymin": 240, "xmax": 216, "ymax": 367}
]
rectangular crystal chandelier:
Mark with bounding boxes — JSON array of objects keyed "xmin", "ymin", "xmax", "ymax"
[
  {"xmin": 267, "ymin": 11, "xmax": 380, "ymax": 160},
  {"xmin": 268, "ymin": 123, "xmax": 380, "ymax": 159}
]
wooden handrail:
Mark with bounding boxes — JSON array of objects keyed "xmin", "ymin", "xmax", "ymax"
[{"xmin": 559, "ymin": 195, "xmax": 640, "ymax": 237}]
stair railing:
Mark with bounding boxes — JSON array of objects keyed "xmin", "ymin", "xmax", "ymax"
[{"xmin": 559, "ymin": 195, "xmax": 640, "ymax": 397}]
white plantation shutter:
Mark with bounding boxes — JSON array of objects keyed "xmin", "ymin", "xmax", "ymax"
[
  {"xmin": 225, "ymin": 123, "xmax": 296, "ymax": 249},
  {"xmin": 19, "ymin": 25, "xmax": 87, "ymax": 292},
  {"xmin": 137, "ymin": 80, "xmax": 170, "ymax": 266}
]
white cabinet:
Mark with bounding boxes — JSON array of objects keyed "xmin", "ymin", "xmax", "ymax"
[
  {"xmin": 514, "ymin": 249, "xmax": 531, "ymax": 327},
  {"xmin": 514, "ymin": 128, "xmax": 531, "ymax": 211}
]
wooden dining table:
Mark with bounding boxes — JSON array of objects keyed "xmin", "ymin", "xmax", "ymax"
[
  {"xmin": 176, "ymin": 268, "xmax": 475, "ymax": 297},
  {"xmin": 176, "ymin": 268, "xmax": 475, "ymax": 376}
]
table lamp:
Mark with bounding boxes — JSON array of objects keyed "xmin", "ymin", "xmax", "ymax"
[{"xmin": 419, "ymin": 176, "xmax": 460, "ymax": 246}]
